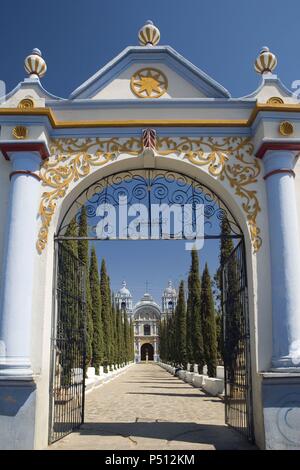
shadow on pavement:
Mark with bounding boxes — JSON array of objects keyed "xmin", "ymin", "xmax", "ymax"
[{"xmin": 77, "ymin": 421, "xmax": 256, "ymax": 450}]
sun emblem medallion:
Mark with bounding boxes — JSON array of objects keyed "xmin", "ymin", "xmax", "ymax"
[{"xmin": 130, "ymin": 68, "xmax": 168, "ymax": 98}]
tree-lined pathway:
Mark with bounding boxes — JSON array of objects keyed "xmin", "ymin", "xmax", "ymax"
[{"xmin": 49, "ymin": 363, "xmax": 256, "ymax": 450}]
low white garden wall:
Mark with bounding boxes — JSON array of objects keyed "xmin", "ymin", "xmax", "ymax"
[
  {"xmin": 158, "ymin": 362, "xmax": 225, "ymax": 396},
  {"xmin": 85, "ymin": 363, "xmax": 134, "ymax": 393}
]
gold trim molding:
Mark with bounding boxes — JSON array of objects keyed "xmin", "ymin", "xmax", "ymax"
[
  {"xmin": 1, "ymin": 103, "xmax": 300, "ymax": 128},
  {"xmin": 37, "ymin": 136, "xmax": 261, "ymax": 253}
]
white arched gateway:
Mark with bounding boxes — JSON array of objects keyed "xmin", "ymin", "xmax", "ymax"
[{"xmin": 0, "ymin": 22, "xmax": 300, "ymax": 449}]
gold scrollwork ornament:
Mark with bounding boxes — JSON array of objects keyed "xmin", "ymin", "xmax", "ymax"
[{"xmin": 37, "ymin": 136, "xmax": 262, "ymax": 254}]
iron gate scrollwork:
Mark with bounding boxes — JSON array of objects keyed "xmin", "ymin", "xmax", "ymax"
[
  {"xmin": 57, "ymin": 169, "xmax": 241, "ymax": 240},
  {"xmin": 49, "ymin": 241, "xmax": 87, "ymax": 444},
  {"xmin": 222, "ymin": 240, "xmax": 254, "ymax": 442}
]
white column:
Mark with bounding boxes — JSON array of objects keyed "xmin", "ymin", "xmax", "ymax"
[
  {"xmin": 0, "ymin": 152, "xmax": 41, "ymax": 377},
  {"xmin": 263, "ymin": 150, "xmax": 300, "ymax": 368}
]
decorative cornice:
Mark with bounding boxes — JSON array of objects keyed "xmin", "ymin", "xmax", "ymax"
[
  {"xmin": 0, "ymin": 141, "xmax": 50, "ymax": 161},
  {"xmin": 256, "ymin": 141, "xmax": 300, "ymax": 159},
  {"xmin": 0, "ymin": 103, "xmax": 300, "ymax": 129},
  {"xmin": 37, "ymin": 136, "xmax": 262, "ymax": 254}
]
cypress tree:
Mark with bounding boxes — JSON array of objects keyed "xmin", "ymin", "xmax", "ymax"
[
  {"xmin": 89, "ymin": 247, "xmax": 103, "ymax": 374},
  {"xmin": 129, "ymin": 318, "xmax": 134, "ymax": 362},
  {"xmin": 78, "ymin": 206, "xmax": 93, "ymax": 369},
  {"xmin": 119, "ymin": 309, "xmax": 125, "ymax": 366},
  {"xmin": 159, "ymin": 320, "xmax": 165, "ymax": 361},
  {"xmin": 186, "ymin": 274, "xmax": 194, "ymax": 368},
  {"xmin": 100, "ymin": 259, "xmax": 110, "ymax": 372},
  {"xmin": 217, "ymin": 218, "xmax": 241, "ymax": 382},
  {"xmin": 201, "ymin": 263, "xmax": 217, "ymax": 377},
  {"xmin": 116, "ymin": 305, "xmax": 122, "ymax": 367},
  {"xmin": 175, "ymin": 281, "xmax": 187, "ymax": 368},
  {"xmin": 216, "ymin": 218, "xmax": 235, "ymax": 361},
  {"xmin": 64, "ymin": 217, "xmax": 78, "ymax": 256},
  {"xmin": 107, "ymin": 277, "xmax": 115, "ymax": 370},
  {"xmin": 111, "ymin": 294, "xmax": 118, "ymax": 369},
  {"xmin": 189, "ymin": 249, "xmax": 205, "ymax": 373},
  {"xmin": 60, "ymin": 218, "xmax": 78, "ymax": 386},
  {"xmin": 123, "ymin": 310, "xmax": 129, "ymax": 364}
]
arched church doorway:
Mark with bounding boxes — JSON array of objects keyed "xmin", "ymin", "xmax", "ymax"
[
  {"xmin": 49, "ymin": 168, "xmax": 253, "ymax": 445},
  {"xmin": 141, "ymin": 343, "xmax": 154, "ymax": 361}
]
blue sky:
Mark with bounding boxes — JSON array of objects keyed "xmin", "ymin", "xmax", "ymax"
[
  {"xmin": 1, "ymin": 0, "xmax": 299, "ymax": 98},
  {"xmin": 1, "ymin": 1, "xmax": 298, "ymax": 303}
]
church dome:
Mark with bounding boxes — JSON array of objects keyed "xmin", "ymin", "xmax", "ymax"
[{"xmin": 118, "ymin": 280, "xmax": 132, "ymax": 297}]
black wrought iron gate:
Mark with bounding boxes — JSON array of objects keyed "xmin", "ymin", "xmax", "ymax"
[
  {"xmin": 222, "ymin": 240, "xmax": 254, "ymax": 442},
  {"xmin": 49, "ymin": 241, "xmax": 87, "ymax": 444}
]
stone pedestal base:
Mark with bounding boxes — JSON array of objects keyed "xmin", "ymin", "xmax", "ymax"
[
  {"xmin": 0, "ymin": 379, "xmax": 36, "ymax": 449},
  {"xmin": 262, "ymin": 373, "xmax": 300, "ymax": 449}
]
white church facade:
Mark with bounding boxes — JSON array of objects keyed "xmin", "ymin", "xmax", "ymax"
[
  {"xmin": 115, "ymin": 281, "xmax": 178, "ymax": 362},
  {"xmin": 1, "ymin": 19, "xmax": 300, "ymax": 449}
]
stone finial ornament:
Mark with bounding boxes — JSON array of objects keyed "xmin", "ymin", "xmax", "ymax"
[
  {"xmin": 254, "ymin": 46, "xmax": 277, "ymax": 74},
  {"xmin": 138, "ymin": 20, "xmax": 160, "ymax": 46},
  {"xmin": 24, "ymin": 48, "xmax": 47, "ymax": 78}
]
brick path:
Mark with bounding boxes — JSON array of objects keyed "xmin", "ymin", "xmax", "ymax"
[{"xmin": 49, "ymin": 363, "xmax": 256, "ymax": 450}]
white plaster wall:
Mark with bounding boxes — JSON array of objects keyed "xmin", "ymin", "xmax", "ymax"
[
  {"xmin": 254, "ymin": 81, "xmax": 295, "ymax": 103},
  {"xmin": 92, "ymin": 63, "xmax": 205, "ymax": 99},
  {"xmin": 0, "ymin": 84, "xmax": 47, "ymax": 108}
]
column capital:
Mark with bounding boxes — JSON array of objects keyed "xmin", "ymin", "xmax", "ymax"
[
  {"xmin": 0, "ymin": 140, "xmax": 50, "ymax": 162},
  {"xmin": 256, "ymin": 141, "xmax": 300, "ymax": 160},
  {"xmin": 261, "ymin": 149, "xmax": 298, "ymax": 178}
]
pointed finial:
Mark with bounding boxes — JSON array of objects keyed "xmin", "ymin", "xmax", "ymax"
[
  {"xmin": 122, "ymin": 280, "xmax": 126, "ymax": 287},
  {"xmin": 254, "ymin": 46, "xmax": 277, "ymax": 74},
  {"xmin": 138, "ymin": 20, "xmax": 160, "ymax": 46},
  {"xmin": 24, "ymin": 48, "xmax": 47, "ymax": 78}
]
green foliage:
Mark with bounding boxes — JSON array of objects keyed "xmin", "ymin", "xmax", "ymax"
[
  {"xmin": 186, "ymin": 271, "xmax": 194, "ymax": 366},
  {"xmin": 89, "ymin": 247, "xmax": 103, "ymax": 374},
  {"xmin": 116, "ymin": 306, "xmax": 122, "ymax": 367},
  {"xmin": 64, "ymin": 217, "xmax": 78, "ymax": 256},
  {"xmin": 188, "ymin": 249, "xmax": 204, "ymax": 373},
  {"xmin": 119, "ymin": 309, "xmax": 126, "ymax": 366},
  {"xmin": 129, "ymin": 319, "xmax": 134, "ymax": 361},
  {"xmin": 201, "ymin": 263, "xmax": 217, "ymax": 377},
  {"xmin": 174, "ymin": 280, "xmax": 187, "ymax": 368},
  {"xmin": 100, "ymin": 259, "xmax": 111, "ymax": 372},
  {"xmin": 78, "ymin": 207, "xmax": 93, "ymax": 368},
  {"xmin": 123, "ymin": 310, "xmax": 130, "ymax": 364},
  {"xmin": 59, "ymin": 219, "xmax": 79, "ymax": 386}
]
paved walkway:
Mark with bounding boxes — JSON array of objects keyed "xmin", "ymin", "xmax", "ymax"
[{"xmin": 50, "ymin": 363, "xmax": 256, "ymax": 450}]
